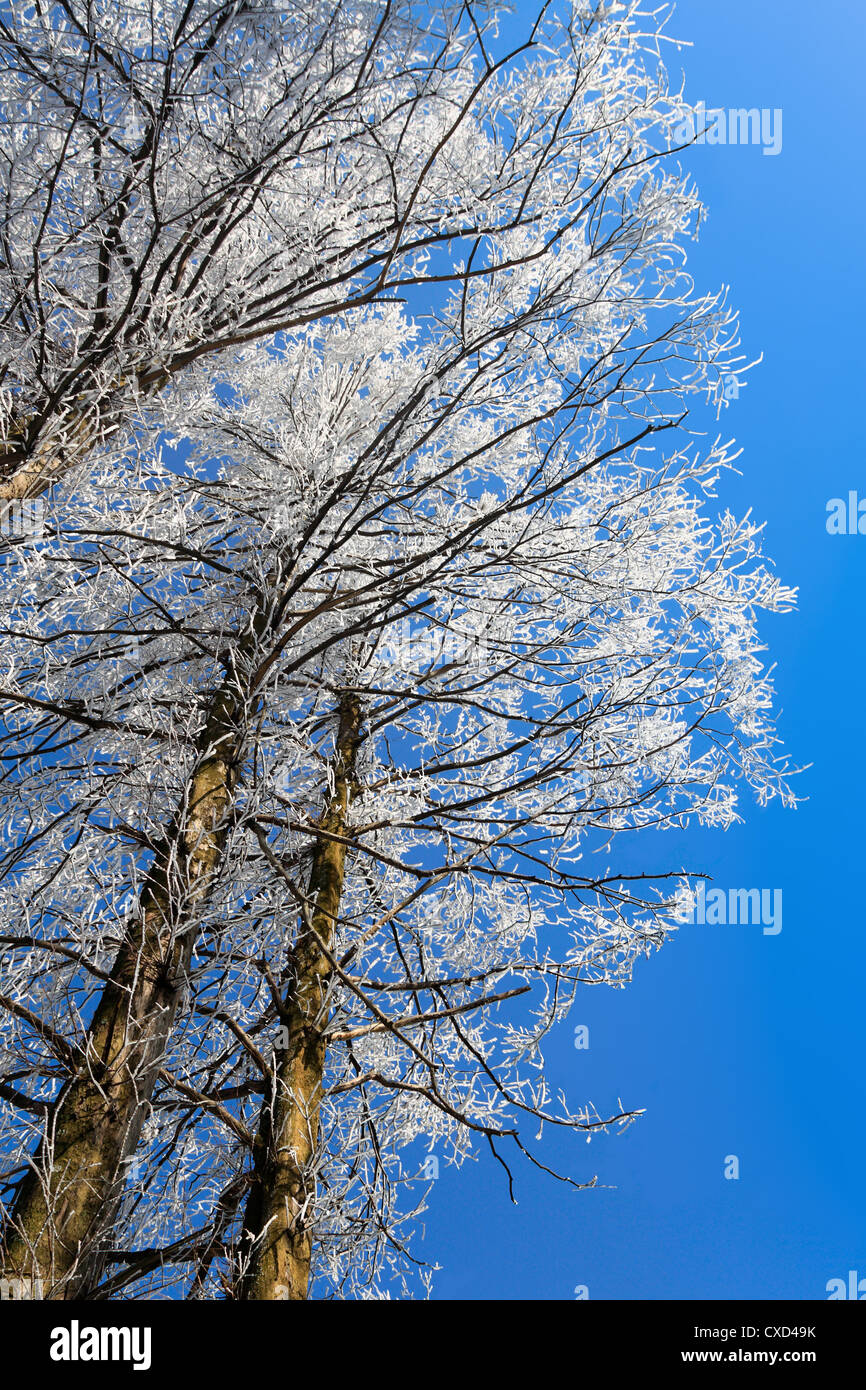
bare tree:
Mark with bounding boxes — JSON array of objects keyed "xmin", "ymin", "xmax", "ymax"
[{"xmin": 0, "ymin": 1, "xmax": 793, "ymax": 1299}]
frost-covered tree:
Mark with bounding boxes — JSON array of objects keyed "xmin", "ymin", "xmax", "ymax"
[
  {"xmin": 0, "ymin": 0, "xmax": 715, "ymax": 505},
  {"xmin": 0, "ymin": 1, "xmax": 794, "ymax": 1299},
  {"xmin": 0, "ymin": 0, "xmax": 495, "ymax": 499}
]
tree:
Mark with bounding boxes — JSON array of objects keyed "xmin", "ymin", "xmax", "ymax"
[
  {"xmin": 0, "ymin": 0, "xmax": 690, "ymax": 503},
  {"xmin": 0, "ymin": 0, "xmax": 469, "ymax": 499},
  {"xmin": 0, "ymin": 1, "xmax": 794, "ymax": 1299}
]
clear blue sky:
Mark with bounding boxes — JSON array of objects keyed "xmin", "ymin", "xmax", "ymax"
[{"xmin": 423, "ymin": 0, "xmax": 866, "ymax": 1300}]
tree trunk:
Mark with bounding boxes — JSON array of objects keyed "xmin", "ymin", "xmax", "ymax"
[
  {"xmin": 239, "ymin": 691, "xmax": 361, "ymax": 1301},
  {"xmin": 0, "ymin": 639, "xmax": 261, "ymax": 1297},
  {"xmin": 0, "ymin": 368, "xmax": 172, "ymax": 511}
]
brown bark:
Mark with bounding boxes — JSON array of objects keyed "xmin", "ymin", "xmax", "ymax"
[
  {"xmin": 0, "ymin": 367, "xmax": 173, "ymax": 512},
  {"xmin": 0, "ymin": 631, "xmax": 263, "ymax": 1297},
  {"xmin": 238, "ymin": 691, "xmax": 362, "ymax": 1301},
  {"xmin": 0, "ymin": 413, "xmax": 95, "ymax": 512}
]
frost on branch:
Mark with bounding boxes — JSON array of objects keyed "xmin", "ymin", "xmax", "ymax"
[{"xmin": 0, "ymin": 1, "xmax": 795, "ymax": 1300}]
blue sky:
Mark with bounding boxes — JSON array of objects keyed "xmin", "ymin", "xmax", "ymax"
[{"xmin": 422, "ymin": 0, "xmax": 866, "ymax": 1300}]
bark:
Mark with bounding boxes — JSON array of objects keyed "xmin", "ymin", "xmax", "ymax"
[
  {"xmin": 0, "ymin": 413, "xmax": 96, "ymax": 508},
  {"xmin": 0, "ymin": 371, "xmax": 168, "ymax": 510},
  {"xmin": 0, "ymin": 624, "xmax": 265, "ymax": 1297},
  {"xmin": 238, "ymin": 691, "xmax": 362, "ymax": 1301}
]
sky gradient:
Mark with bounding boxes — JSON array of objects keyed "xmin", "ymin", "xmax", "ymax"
[{"xmin": 423, "ymin": 0, "xmax": 866, "ymax": 1301}]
